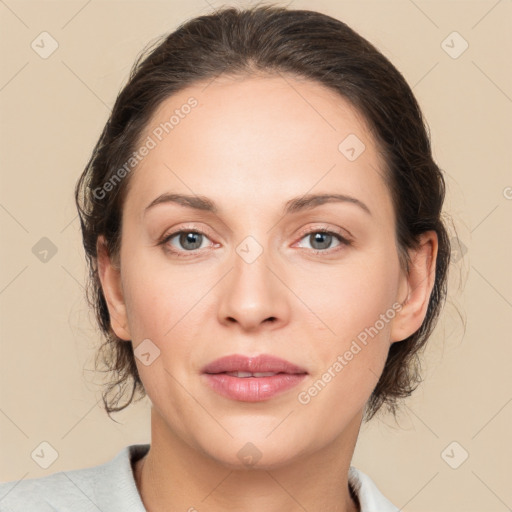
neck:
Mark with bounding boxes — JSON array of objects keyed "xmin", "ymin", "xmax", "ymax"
[{"xmin": 134, "ymin": 407, "xmax": 362, "ymax": 512}]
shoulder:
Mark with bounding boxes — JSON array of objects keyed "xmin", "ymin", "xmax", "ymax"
[
  {"xmin": 0, "ymin": 444, "xmax": 149, "ymax": 512},
  {"xmin": 348, "ymin": 466, "xmax": 400, "ymax": 512}
]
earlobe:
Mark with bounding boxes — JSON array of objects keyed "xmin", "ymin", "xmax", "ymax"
[
  {"xmin": 96, "ymin": 235, "xmax": 131, "ymax": 341},
  {"xmin": 391, "ymin": 231, "xmax": 438, "ymax": 343}
]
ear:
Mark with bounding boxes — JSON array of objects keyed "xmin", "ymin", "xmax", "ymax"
[
  {"xmin": 391, "ymin": 231, "xmax": 438, "ymax": 343},
  {"xmin": 96, "ymin": 235, "xmax": 131, "ymax": 341}
]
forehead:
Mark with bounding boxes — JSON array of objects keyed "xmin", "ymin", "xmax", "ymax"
[{"xmin": 124, "ymin": 74, "xmax": 390, "ymax": 219}]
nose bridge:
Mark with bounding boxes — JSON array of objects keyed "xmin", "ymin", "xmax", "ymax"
[{"xmin": 216, "ymin": 233, "xmax": 290, "ymax": 330}]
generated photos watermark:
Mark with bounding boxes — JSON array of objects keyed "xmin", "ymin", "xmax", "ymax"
[
  {"xmin": 92, "ymin": 96, "xmax": 198, "ymax": 200},
  {"xmin": 297, "ymin": 302, "xmax": 403, "ymax": 405}
]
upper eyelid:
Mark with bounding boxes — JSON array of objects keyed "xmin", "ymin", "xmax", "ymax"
[{"xmin": 296, "ymin": 224, "xmax": 351, "ymax": 239}]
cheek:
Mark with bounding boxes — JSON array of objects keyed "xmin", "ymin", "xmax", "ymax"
[
  {"xmin": 291, "ymin": 252, "xmax": 399, "ymax": 406},
  {"xmin": 293, "ymin": 250, "xmax": 400, "ymax": 342},
  {"xmin": 293, "ymin": 283, "xmax": 395, "ymax": 443},
  {"xmin": 120, "ymin": 243, "xmax": 202, "ymax": 340}
]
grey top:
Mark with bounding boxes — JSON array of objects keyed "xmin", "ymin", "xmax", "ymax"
[{"xmin": 0, "ymin": 443, "xmax": 399, "ymax": 511}]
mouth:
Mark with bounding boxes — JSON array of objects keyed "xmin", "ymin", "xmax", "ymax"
[
  {"xmin": 201, "ymin": 354, "xmax": 308, "ymax": 402},
  {"xmin": 202, "ymin": 353, "xmax": 308, "ymax": 375},
  {"xmin": 221, "ymin": 371, "xmax": 291, "ymax": 377}
]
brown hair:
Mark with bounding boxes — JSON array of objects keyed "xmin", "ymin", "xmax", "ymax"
[{"xmin": 75, "ymin": 3, "xmax": 451, "ymax": 421}]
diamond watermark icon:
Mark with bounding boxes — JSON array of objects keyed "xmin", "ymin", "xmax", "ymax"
[
  {"xmin": 134, "ymin": 338, "xmax": 161, "ymax": 366},
  {"xmin": 441, "ymin": 441, "xmax": 469, "ymax": 469},
  {"xmin": 450, "ymin": 236, "xmax": 467, "ymax": 263},
  {"xmin": 31, "ymin": 441, "xmax": 59, "ymax": 469},
  {"xmin": 236, "ymin": 236, "xmax": 263, "ymax": 264},
  {"xmin": 441, "ymin": 31, "xmax": 468, "ymax": 59},
  {"xmin": 338, "ymin": 134, "xmax": 365, "ymax": 161},
  {"xmin": 237, "ymin": 442, "xmax": 263, "ymax": 467},
  {"xmin": 32, "ymin": 237, "xmax": 58, "ymax": 263},
  {"xmin": 31, "ymin": 32, "xmax": 59, "ymax": 59}
]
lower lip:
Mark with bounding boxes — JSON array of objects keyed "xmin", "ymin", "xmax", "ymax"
[{"xmin": 203, "ymin": 373, "xmax": 307, "ymax": 401}]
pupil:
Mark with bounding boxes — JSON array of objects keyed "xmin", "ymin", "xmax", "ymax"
[
  {"xmin": 180, "ymin": 232, "xmax": 202, "ymax": 250},
  {"xmin": 311, "ymin": 232, "xmax": 331, "ymax": 250}
]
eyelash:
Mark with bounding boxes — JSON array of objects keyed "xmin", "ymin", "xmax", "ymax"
[{"xmin": 158, "ymin": 227, "xmax": 352, "ymax": 258}]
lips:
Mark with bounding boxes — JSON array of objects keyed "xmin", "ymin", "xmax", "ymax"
[
  {"xmin": 224, "ymin": 371, "xmax": 280, "ymax": 377},
  {"xmin": 201, "ymin": 354, "xmax": 308, "ymax": 402},
  {"xmin": 201, "ymin": 354, "xmax": 308, "ymax": 375}
]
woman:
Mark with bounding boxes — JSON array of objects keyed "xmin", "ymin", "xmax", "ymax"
[{"xmin": 0, "ymin": 4, "xmax": 450, "ymax": 511}]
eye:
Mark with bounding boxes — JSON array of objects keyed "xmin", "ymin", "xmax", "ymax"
[
  {"xmin": 158, "ymin": 227, "xmax": 351, "ymax": 258},
  {"xmin": 160, "ymin": 229, "xmax": 212, "ymax": 255},
  {"xmin": 296, "ymin": 229, "xmax": 351, "ymax": 253}
]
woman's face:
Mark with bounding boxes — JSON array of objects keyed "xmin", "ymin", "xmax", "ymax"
[{"xmin": 99, "ymin": 74, "xmax": 432, "ymax": 469}]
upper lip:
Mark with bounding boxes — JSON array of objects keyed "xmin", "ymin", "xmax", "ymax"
[{"xmin": 202, "ymin": 354, "xmax": 308, "ymax": 374}]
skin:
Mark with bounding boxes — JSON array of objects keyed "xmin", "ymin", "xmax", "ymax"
[{"xmin": 97, "ymin": 73, "xmax": 438, "ymax": 512}]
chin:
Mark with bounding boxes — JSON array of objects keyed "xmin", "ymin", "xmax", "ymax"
[
  {"xmin": 198, "ymin": 434, "xmax": 310, "ymax": 472},
  {"xmin": 209, "ymin": 449, "xmax": 300, "ymax": 472}
]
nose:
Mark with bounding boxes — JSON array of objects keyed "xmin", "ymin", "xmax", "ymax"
[{"xmin": 216, "ymin": 245, "xmax": 291, "ymax": 332}]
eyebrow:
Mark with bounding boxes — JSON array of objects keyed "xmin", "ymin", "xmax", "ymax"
[{"xmin": 144, "ymin": 192, "xmax": 371, "ymax": 216}]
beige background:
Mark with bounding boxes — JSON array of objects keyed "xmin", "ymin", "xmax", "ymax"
[{"xmin": 1, "ymin": 0, "xmax": 511, "ymax": 510}]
